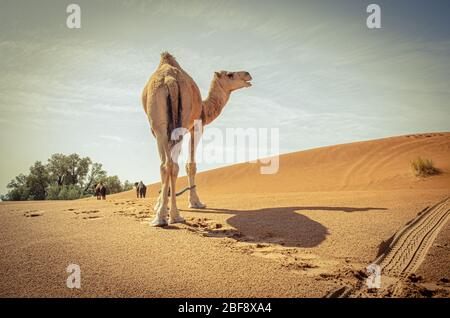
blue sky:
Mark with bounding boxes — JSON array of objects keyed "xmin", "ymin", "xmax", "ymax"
[{"xmin": 0, "ymin": 0, "xmax": 449, "ymax": 194}]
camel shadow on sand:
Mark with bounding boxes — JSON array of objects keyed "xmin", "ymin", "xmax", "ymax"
[{"xmin": 182, "ymin": 206, "xmax": 387, "ymax": 248}]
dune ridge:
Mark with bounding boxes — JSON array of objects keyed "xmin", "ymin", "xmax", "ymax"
[{"xmin": 112, "ymin": 132, "xmax": 450, "ymax": 199}]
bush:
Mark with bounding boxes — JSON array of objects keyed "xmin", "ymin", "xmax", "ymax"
[
  {"xmin": 4, "ymin": 153, "xmax": 127, "ymax": 201},
  {"xmin": 122, "ymin": 180, "xmax": 134, "ymax": 192},
  {"xmin": 46, "ymin": 184, "xmax": 62, "ymax": 200},
  {"xmin": 46, "ymin": 184, "xmax": 83, "ymax": 200},
  {"xmin": 58, "ymin": 185, "xmax": 83, "ymax": 200},
  {"xmin": 411, "ymin": 157, "xmax": 440, "ymax": 177},
  {"xmin": 102, "ymin": 175, "xmax": 122, "ymax": 194},
  {"xmin": 2, "ymin": 187, "xmax": 29, "ymax": 201}
]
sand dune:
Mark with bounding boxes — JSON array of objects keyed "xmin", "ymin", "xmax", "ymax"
[
  {"xmin": 1, "ymin": 133, "xmax": 449, "ymax": 297},
  {"xmin": 112, "ymin": 132, "xmax": 450, "ymax": 199}
]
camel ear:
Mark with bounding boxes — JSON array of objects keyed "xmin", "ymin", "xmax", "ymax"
[{"xmin": 214, "ymin": 71, "xmax": 221, "ymax": 78}]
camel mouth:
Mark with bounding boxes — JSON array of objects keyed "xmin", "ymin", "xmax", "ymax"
[{"xmin": 244, "ymin": 74, "xmax": 252, "ymax": 87}]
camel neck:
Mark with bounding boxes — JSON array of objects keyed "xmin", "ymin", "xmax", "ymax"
[{"xmin": 202, "ymin": 79, "xmax": 230, "ymax": 125}]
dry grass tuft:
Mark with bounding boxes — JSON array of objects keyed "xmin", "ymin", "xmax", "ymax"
[{"xmin": 411, "ymin": 157, "xmax": 440, "ymax": 177}]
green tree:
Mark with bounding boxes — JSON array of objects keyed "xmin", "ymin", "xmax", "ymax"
[
  {"xmin": 65, "ymin": 154, "xmax": 91, "ymax": 186},
  {"xmin": 83, "ymin": 162, "xmax": 107, "ymax": 195},
  {"xmin": 5, "ymin": 174, "xmax": 30, "ymax": 201},
  {"xmin": 47, "ymin": 153, "xmax": 68, "ymax": 186},
  {"xmin": 27, "ymin": 161, "xmax": 51, "ymax": 200},
  {"xmin": 4, "ymin": 153, "xmax": 129, "ymax": 201},
  {"xmin": 47, "ymin": 153, "xmax": 91, "ymax": 187},
  {"xmin": 103, "ymin": 175, "xmax": 122, "ymax": 194},
  {"xmin": 122, "ymin": 180, "xmax": 134, "ymax": 192}
]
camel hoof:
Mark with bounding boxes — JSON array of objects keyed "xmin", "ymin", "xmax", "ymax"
[
  {"xmin": 150, "ymin": 217, "xmax": 168, "ymax": 227},
  {"xmin": 169, "ymin": 216, "xmax": 185, "ymax": 224},
  {"xmin": 189, "ymin": 202, "xmax": 206, "ymax": 209}
]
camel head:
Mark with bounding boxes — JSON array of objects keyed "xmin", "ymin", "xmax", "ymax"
[{"xmin": 214, "ymin": 70, "xmax": 252, "ymax": 91}]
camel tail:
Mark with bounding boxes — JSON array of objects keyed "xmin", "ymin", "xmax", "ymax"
[{"xmin": 165, "ymin": 78, "xmax": 182, "ymax": 144}]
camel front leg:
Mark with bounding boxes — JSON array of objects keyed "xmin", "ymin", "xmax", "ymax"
[{"xmin": 186, "ymin": 128, "xmax": 206, "ymax": 209}]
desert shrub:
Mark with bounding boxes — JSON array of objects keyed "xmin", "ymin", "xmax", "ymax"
[
  {"xmin": 411, "ymin": 157, "xmax": 439, "ymax": 177},
  {"xmin": 46, "ymin": 184, "xmax": 62, "ymax": 200},
  {"xmin": 57, "ymin": 185, "xmax": 83, "ymax": 200},
  {"xmin": 122, "ymin": 180, "xmax": 134, "ymax": 192},
  {"xmin": 2, "ymin": 186, "xmax": 30, "ymax": 201},
  {"xmin": 102, "ymin": 175, "xmax": 122, "ymax": 194}
]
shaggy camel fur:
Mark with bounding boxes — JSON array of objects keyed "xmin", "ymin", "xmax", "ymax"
[{"xmin": 142, "ymin": 52, "xmax": 252, "ymax": 226}]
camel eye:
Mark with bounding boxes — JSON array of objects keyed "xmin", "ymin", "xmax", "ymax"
[{"xmin": 227, "ymin": 73, "xmax": 234, "ymax": 79}]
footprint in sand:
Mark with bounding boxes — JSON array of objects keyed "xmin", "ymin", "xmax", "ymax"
[
  {"xmin": 184, "ymin": 217, "xmax": 243, "ymax": 239},
  {"xmin": 81, "ymin": 210, "xmax": 99, "ymax": 214},
  {"xmin": 82, "ymin": 215, "xmax": 103, "ymax": 220},
  {"xmin": 24, "ymin": 210, "xmax": 44, "ymax": 217},
  {"xmin": 72, "ymin": 209, "xmax": 103, "ymax": 220},
  {"xmin": 222, "ymin": 239, "xmax": 326, "ymax": 274},
  {"xmin": 184, "ymin": 218, "xmax": 329, "ymax": 274},
  {"xmin": 73, "ymin": 210, "xmax": 98, "ymax": 215},
  {"xmin": 113, "ymin": 207, "xmax": 152, "ymax": 220}
]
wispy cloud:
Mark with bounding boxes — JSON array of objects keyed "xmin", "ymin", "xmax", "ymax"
[{"xmin": 99, "ymin": 135, "xmax": 124, "ymax": 143}]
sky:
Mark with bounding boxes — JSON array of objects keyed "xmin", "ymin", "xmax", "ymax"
[{"xmin": 0, "ymin": 0, "xmax": 449, "ymax": 194}]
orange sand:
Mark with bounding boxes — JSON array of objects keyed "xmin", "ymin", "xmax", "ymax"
[{"xmin": 1, "ymin": 132, "xmax": 449, "ymax": 297}]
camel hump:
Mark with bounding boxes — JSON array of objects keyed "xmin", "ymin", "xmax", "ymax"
[
  {"xmin": 164, "ymin": 76, "xmax": 182, "ymax": 142},
  {"xmin": 160, "ymin": 52, "xmax": 181, "ymax": 68}
]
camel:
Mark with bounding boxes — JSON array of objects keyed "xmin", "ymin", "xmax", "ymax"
[
  {"xmin": 94, "ymin": 182, "xmax": 106, "ymax": 200},
  {"xmin": 142, "ymin": 52, "xmax": 252, "ymax": 226},
  {"xmin": 135, "ymin": 181, "xmax": 147, "ymax": 198}
]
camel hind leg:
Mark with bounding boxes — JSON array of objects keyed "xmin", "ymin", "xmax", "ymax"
[
  {"xmin": 149, "ymin": 85, "xmax": 171, "ymax": 217},
  {"xmin": 151, "ymin": 126, "xmax": 185, "ymax": 225},
  {"xmin": 151, "ymin": 129, "xmax": 170, "ymax": 226},
  {"xmin": 168, "ymin": 143, "xmax": 184, "ymax": 224},
  {"xmin": 147, "ymin": 78, "xmax": 186, "ymax": 225}
]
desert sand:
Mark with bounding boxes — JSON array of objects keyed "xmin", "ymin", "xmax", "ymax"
[{"xmin": 1, "ymin": 132, "xmax": 449, "ymax": 297}]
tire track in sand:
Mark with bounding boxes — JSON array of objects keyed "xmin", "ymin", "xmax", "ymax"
[
  {"xmin": 325, "ymin": 197, "xmax": 450, "ymax": 297},
  {"xmin": 375, "ymin": 197, "xmax": 450, "ymax": 277}
]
